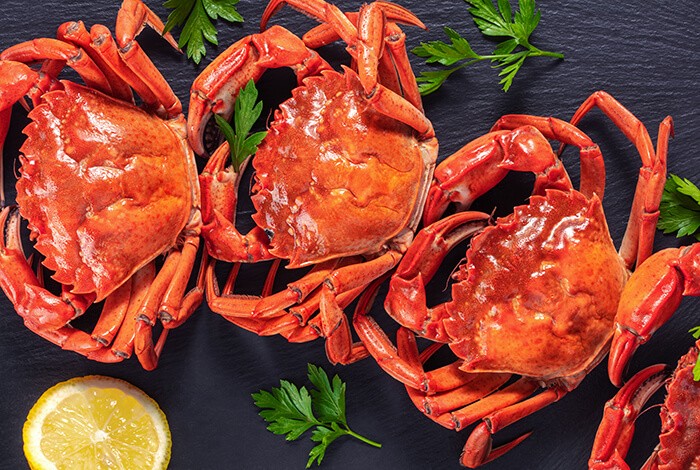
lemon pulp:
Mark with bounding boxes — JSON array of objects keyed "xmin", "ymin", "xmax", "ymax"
[{"xmin": 23, "ymin": 376, "xmax": 171, "ymax": 470}]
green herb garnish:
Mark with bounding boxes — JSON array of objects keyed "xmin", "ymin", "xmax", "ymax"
[
  {"xmin": 215, "ymin": 80, "xmax": 267, "ymax": 173},
  {"xmin": 691, "ymin": 326, "xmax": 700, "ymax": 381},
  {"xmin": 413, "ymin": 0, "xmax": 563, "ymax": 93},
  {"xmin": 163, "ymin": 0, "xmax": 243, "ymax": 64},
  {"xmin": 252, "ymin": 364, "xmax": 381, "ymax": 468},
  {"xmin": 658, "ymin": 174, "xmax": 700, "ymax": 240}
]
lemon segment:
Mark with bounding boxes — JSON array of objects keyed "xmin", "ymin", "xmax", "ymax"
[{"xmin": 23, "ymin": 376, "xmax": 171, "ymax": 470}]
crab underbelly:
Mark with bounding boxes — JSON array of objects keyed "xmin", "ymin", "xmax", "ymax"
[
  {"xmin": 16, "ymin": 82, "xmax": 192, "ymax": 301},
  {"xmin": 251, "ymin": 69, "xmax": 427, "ymax": 267},
  {"xmin": 445, "ymin": 189, "xmax": 629, "ymax": 382}
]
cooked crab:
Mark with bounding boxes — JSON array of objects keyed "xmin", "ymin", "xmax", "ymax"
[
  {"xmin": 0, "ymin": 0, "xmax": 201, "ymax": 369},
  {"xmin": 189, "ymin": 0, "xmax": 437, "ymax": 364},
  {"xmin": 354, "ymin": 92, "xmax": 673, "ymax": 466}
]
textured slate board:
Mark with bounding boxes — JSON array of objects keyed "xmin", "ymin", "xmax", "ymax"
[{"xmin": 0, "ymin": 1, "xmax": 698, "ymax": 469}]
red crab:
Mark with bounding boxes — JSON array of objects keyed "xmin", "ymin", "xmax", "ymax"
[
  {"xmin": 0, "ymin": 0, "xmax": 202, "ymax": 370},
  {"xmin": 589, "ymin": 340, "xmax": 700, "ymax": 469},
  {"xmin": 188, "ymin": 0, "xmax": 437, "ymax": 364},
  {"xmin": 353, "ymin": 91, "xmax": 674, "ymax": 466}
]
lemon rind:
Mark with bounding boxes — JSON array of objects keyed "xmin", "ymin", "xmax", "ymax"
[{"xmin": 23, "ymin": 375, "xmax": 171, "ymax": 470}]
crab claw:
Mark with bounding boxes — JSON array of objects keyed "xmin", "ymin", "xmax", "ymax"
[
  {"xmin": 187, "ymin": 26, "xmax": 332, "ymax": 156},
  {"xmin": 608, "ymin": 244, "xmax": 700, "ymax": 386},
  {"xmin": 0, "ymin": 60, "xmax": 38, "ymax": 111},
  {"xmin": 589, "ymin": 363, "xmax": 670, "ymax": 469},
  {"xmin": 0, "ymin": 61, "xmax": 40, "ymax": 206}
]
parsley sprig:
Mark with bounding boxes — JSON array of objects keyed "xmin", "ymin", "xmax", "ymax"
[
  {"xmin": 691, "ymin": 326, "xmax": 700, "ymax": 381},
  {"xmin": 413, "ymin": 0, "xmax": 563, "ymax": 93},
  {"xmin": 215, "ymin": 80, "xmax": 267, "ymax": 173},
  {"xmin": 252, "ymin": 364, "xmax": 381, "ymax": 468},
  {"xmin": 163, "ymin": 0, "xmax": 243, "ymax": 64},
  {"xmin": 658, "ymin": 174, "xmax": 700, "ymax": 240}
]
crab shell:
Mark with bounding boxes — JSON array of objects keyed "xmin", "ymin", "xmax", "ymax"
[
  {"xmin": 445, "ymin": 189, "xmax": 629, "ymax": 387},
  {"xmin": 655, "ymin": 343, "xmax": 700, "ymax": 469},
  {"xmin": 250, "ymin": 68, "xmax": 435, "ymax": 268},
  {"xmin": 16, "ymin": 81, "xmax": 195, "ymax": 301}
]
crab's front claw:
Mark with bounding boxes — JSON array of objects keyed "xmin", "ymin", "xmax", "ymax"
[
  {"xmin": 608, "ymin": 244, "xmax": 700, "ymax": 386},
  {"xmin": 588, "ymin": 363, "xmax": 669, "ymax": 469},
  {"xmin": 0, "ymin": 60, "xmax": 38, "ymax": 110},
  {"xmin": 0, "ymin": 60, "xmax": 39, "ymax": 205},
  {"xmin": 423, "ymin": 126, "xmax": 571, "ymax": 225},
  {"xmin": 0, "ymin": 207, "xmax": 84, "ymax": 331},
  {"xmin": 188, "ymin": 26, "xmax": 331, "ymax": 156}
]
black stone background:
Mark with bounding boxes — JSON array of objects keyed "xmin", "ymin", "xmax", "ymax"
[{"xmin": 0, "ymin": 1, "xmax": 698, "ymax": 469}]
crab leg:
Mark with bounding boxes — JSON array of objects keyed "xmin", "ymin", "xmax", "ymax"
[
  {"xmin": 110, "ymin": 0, "xmax": 182, "ymax": 116},
  {"xmin": 460, "ymin": 386, "xmax": 564, "ymax": 468},
  {"xmin": 159, "ymin": 233, "xmax": 202, "ymax": 327},
  {"xmin": 90, "ymin": 277, "xmax": 133, "ymax": 346},
  {"xmin": 318, "ymin": 280, "xmax": 379, "ymax": 365},
  {"xmin": 567, "ymin": 91, "xmax": 671, "ymax": 268},
  {"xmin": 353, "ymin": 213, "xmax": 489, "ymax": 389},
  {"xmin": 132, "ymin": 230, "xmax": 203, "ymax": 370},
  {"xmin": 205, "ymin": 260, "xmax": 321, "ymax": 338},
  {"xmin": 363, "ymin": 320, "xmax": 545, "ymax": 467},
  {"xmin": 106, "ymin": 263, "xmax": 156, "ymax": 358},
  {"xmin": 608, "ymin": 244, "xmax": 700, "ymax": 386},
  {"xmin": 1, "ymin": 39, "xmax": 112, "ymax": 95},
  {"xmin": 188, "ymin": 25, "xmax": 333, "ymax": 155},
  {"xmin": 57, "ymin": 20, "xmax": 134, "ymax": 103},
  {"xmin": 397, "ymin": 332, "xmax": 509, "ymax": 414},
  {"xmin": 261, "ymin": 0, "xmax": 425, "ymax": 42},
  {"xmin": 253, "ymin": 258, "xmax": 359, "ymax": 318},
  {"xmin": 86, "ymin": 27, "xmax": 164, "ymax": 113},
  {"xmin": 589, "ymin": 364, "xmax": 669, "ymax": 469},
  {"xmin": 303, "ymin": 14, "xmax": 423, "ymax": 110},
  {"xmin": 398, "ymin": 330, "xmax": 550, "ymax": 466},
  {"xmin": 318, "ymin": 250, "xmax": 407, "ymax": 366},
  {"xmin": 116, "ymin": 0, "xmax": 179, "ymax": 50},
  {"xmin": 132, "ymin": 253, "xmax": 179, "ymax": 370},
  {"xmin": 377, "ymin": 22, "xmax": 423, "ymax": 111}
]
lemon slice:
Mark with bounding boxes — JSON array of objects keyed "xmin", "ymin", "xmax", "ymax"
[{"xmin": 23, "ymin": 376, "xmax": 171, "ymax": 470}]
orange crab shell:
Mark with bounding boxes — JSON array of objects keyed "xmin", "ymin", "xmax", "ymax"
[
  {"xmin": 658, "ymin": 344, "xmax": 700, "ymax": 468},
  {"xmin": 251, "ymin": 68, "xmax": 435, "ymax": 268},
  {"xmin": 16, "ymin": 81, "xmax": 193, "ymax": 301},
  {"xmin": 445, "ymin": 189, "xmax": 629, "ymax": 385}
]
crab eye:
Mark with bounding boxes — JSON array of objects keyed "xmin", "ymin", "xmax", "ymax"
[{"xmin": 264, "ymin": 228, "xmax": 274, "ymax": 241}]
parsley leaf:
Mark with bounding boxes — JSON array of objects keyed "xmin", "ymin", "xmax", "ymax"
[
  {"xmin": 163, "ymin": 0, "xmax": 243, "ymax": 64},
  {"xmin": 658, "ymin": 174, "xmax": 700, "ymax": 240},
  {"xmin": 691, "ymin": 327, "xmax": 700, "ymax": 381},
  {"xmin": 412, "ymin": 0, "xmax": 563, "ymax": 93},
  {"xmin": 252, "ymin": 364, "xmax": 381, "ymax": 468},
  {"xmin": 308, "ymin": 364, "xmax": 346, "ymax": 425},
  {"xmin": 215, "ymin": 80, "xmax": 267, "ymax": 173}
]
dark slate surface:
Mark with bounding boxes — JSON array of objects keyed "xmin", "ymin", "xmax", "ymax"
[{"xmin": 0, "ymin": 1, "xmax": 699, "ymax": 469}]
